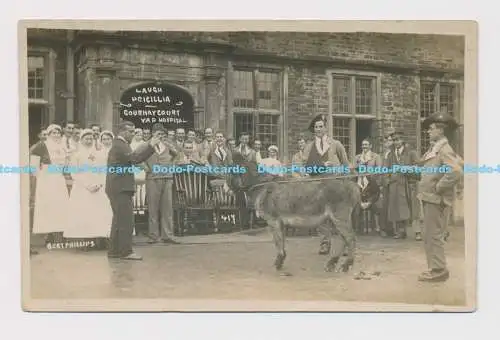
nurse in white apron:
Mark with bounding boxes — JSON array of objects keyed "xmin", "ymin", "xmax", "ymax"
[{"xmin": 30, "ymin": 124, "xmax": 70, "ymax": 243}]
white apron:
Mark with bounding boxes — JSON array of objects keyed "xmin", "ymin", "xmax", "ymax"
[
  {"xmin": 130, "ymin": 140, "xmax": 146, "ymax": 219},
  {"xmin": 64, "ymin": 146, "xmax": 112, "ymax": 238},
  {"xmin": 32, "ymin": 142, "xmax": 70, "ymax": 234}
]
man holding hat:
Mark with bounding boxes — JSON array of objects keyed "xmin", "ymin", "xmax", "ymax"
[
  {"xmin": 302, "ymin": 113, "xmax": 351, "ymax": 255},
  {"xmin": 417, "ymin": 112, "xmax": 462, "ymax": 282},
  {"xmin": 143, "ymin": 123, "xmax": 180, "ymax": 244}
]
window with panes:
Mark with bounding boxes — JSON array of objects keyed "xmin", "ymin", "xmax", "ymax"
[
  {"xmin": 331, "ymin": 74, "xmax": 379, "ymax": 158},
  {"xmin": 419, "ymin": 82, "xmax": 457, "ymax": 152},
  {"xmin": 232, "ymin": 69, "xmax": 282, "ymax": 152},
  {"xmin": 28, "ymin": 56, "xmax": 45, "ymax": 100}
]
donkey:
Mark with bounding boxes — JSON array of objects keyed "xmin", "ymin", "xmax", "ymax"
[{"xmin": 229, "ymin": 153, "xmax": 361, "ymax": 273}]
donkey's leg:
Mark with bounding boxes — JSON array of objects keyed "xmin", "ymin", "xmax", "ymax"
[
  {"xmin": 269, "ymin": 218, "xmax": 286, "ymax": 270},
  {"xmin": 322, "ymin": 210, "xmax": 344, "ymax": 272},
  {"xmin": 331, "ymin": 205, "xmax": 356, "ymax": 273},
  {"xmin": 325, "ymin": 232, "xmax": 345, "ymax": 272}
]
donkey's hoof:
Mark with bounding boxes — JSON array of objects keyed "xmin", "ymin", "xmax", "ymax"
[
  {"xmin": 324, "ymin": 257, "xmax": 339, "ymax": 272},
  {"xmin": 274, "ymin": 252, "xmax": 286, "ymax": 270},
  {"xmin": 336, "ymin": 258, "xmax": 354, "ymax": 273}
]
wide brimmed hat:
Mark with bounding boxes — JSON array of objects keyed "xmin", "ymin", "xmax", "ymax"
[
  {"xmin": 422, "ymin": 112, "xmax": 459, "ymax": 130},
  {"xmin": 308, "ymin": 114, "xmax": 328, "ymax": 133}
]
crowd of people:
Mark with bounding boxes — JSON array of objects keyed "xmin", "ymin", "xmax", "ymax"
[
  {"xmin": 29, "ymin": 111, "xmax": 463, "ymax": 282},
  {"xmin": 28, "ymin": 121, "xmax": 283, "ymax": 257}
]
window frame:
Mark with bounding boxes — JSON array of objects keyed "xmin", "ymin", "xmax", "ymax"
[
  {"xmin": 27, "ymin": 46, "xmax": 57, "ymax": 124},
  {"xmin": 228, "ymin": 63, "xmax": 286, "ymax": 158},
  {"xmin": 327, "ymin": 69, "xmax": 382, "ymax": 160},
  {"xmin": 417, "ymin": 78, "xmax": 462, "ymax": 155}
]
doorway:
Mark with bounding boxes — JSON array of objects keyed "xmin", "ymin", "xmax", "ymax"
[
  {"xmin": 29, "ymin": 105, "xmax": 45, "ymax": 147},
  {"xmin": 355, "ymin": 119, "xmax": 374, "ymax": 155}
]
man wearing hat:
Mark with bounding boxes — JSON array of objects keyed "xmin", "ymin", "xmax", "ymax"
[
  {"xmin": 417, "ymin": 112, "xmax": 462, "ymax": 282},
  {"xmin": 143, "ymin": 123, "xmax": 180, "ymax": 244},
  {"xmin": 302, "ymin": 114, "xmax": 351, "ymax": 255}
]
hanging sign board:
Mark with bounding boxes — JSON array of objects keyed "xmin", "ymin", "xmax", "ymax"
[{"xmin": 119, "ymin": 82, "xmax": 194, "ymax": 130}]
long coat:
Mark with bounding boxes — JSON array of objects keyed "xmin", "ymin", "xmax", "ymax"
[{"xmin": 383, "ymin": 143, "xmax": 420, "ymax": 223}]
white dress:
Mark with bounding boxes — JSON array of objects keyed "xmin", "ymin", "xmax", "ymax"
[
  {"xmin": 32, "ymin": 141, "xmax": 70, "ymax": 234},
  {"xmin": 259, "ymin": 157, "xmax": 284, "ymax": 177},
  {"xmin": 64, "ymin": 146, "xmax": 112, "ymax": 239},
  {"xmin": 130, "ymin": 140, "xmax": 146, "ymax": 214}
]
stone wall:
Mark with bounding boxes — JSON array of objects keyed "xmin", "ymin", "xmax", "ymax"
[
  {"xmin": 108, "ymin": 31, "xmax": 464, "ymax": 71},
  {"xmin": 28, "ymin": 29, "xmax": 464, "ymax": 156}
]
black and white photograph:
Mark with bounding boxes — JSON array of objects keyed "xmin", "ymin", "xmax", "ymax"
[{"xmin": 20, "ymin": 20, "xmax": 477, "ymax": 312}]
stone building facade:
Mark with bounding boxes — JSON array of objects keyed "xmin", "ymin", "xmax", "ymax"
[{"xmin": 27, "ymin": 29, "xmax": 464, "ymax": 161}]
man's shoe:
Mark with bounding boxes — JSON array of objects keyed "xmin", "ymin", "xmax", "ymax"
[
  {"xmin": 162, "ymin": 238, "xmax": 180, "ymax": 245},
  {"xmin": 30, "ymin": 248, "xmax": 38, "ymax": 256},
  {"xmin": 444, "ymin": 231, "xmax": 450, "ymax": 242},
  {"xmin": 121, "ymin": 252, "xmax": 143, "ymax": 261},
  {"xmin": 107, "ymin": 252, "xmax": 121, "ymax": 259},
  {"xmin": 393, "ymin": 231, "xmax": 407, "ymax": 239},
  {"xmin": 418, "ymin": 269, "xmax": 449, "ymax": 282}
]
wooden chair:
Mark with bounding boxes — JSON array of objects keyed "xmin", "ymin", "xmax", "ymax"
[
  {"xmin": 210, "ymin": 179, "xmax": 247, "ymax": 232},
  {"xmin": 173, "ymin": 172, "xmax": 216, "ymax": 236},
  {"xmin": 133, "ymin": 180, "xmax": 148, "ymax": 235}
]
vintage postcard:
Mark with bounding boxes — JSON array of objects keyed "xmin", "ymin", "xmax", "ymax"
[{"xmin": 20, "ymin": 20, "xmax": 477, "ymax": 312}]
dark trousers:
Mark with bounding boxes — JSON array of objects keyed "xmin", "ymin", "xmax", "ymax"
[
  {"xmin": 107, "ymin": 191, "xmax": 135, "ymax": 257},
  {"xmin": 379, "ymin": 185, "xmax": 393, "ymax": 235}
]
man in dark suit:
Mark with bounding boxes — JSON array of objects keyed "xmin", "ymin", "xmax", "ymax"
[
  {"xmin": 208, "ymin": 131, "xmax": 233, "ymax": 167},
  {"xmin": 234, "ymin": 132, "xmax": 257, "ymax": 163},
  {"xmin": 105, "ymin": 121, "xmax": 160, "ymax": 260}
]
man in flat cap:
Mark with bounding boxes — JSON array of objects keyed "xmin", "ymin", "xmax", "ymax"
[
  {"xmin": 417, "ymin": 112, "xmax": 462, "ymax": 282},
  {"xmin": 302, "ymin": 114, "xmax": 351, "ymax": 255}
]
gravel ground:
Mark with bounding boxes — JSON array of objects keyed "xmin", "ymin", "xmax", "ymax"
[{"xmin": 28, "ymin": 227, "xmax": 466, "ymax": 307}]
